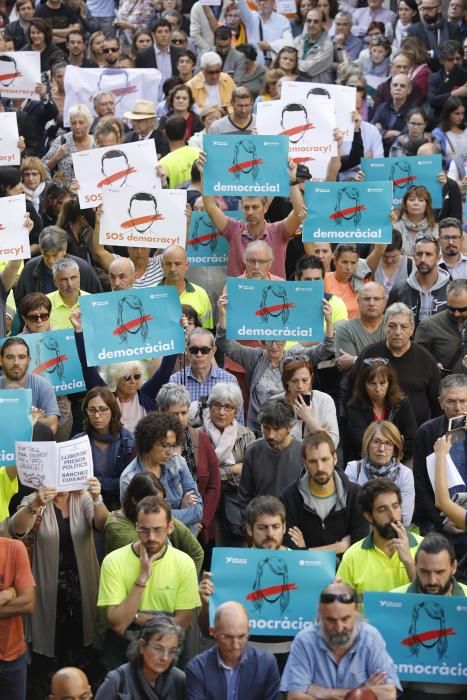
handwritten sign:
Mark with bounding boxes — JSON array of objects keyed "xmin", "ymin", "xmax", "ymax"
[{"xmin": 16, "ymin": 435, "xmax": 93, "ymax": 491}]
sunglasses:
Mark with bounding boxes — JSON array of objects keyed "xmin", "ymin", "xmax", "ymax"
[
  {"xmin": 26, "ymin": 312, "xmax": 50, "ymax": 322},
  {"xmin": 172, "ymin": 39, "xmax": 185, "ymax": 44},
  {"xmin": 448, "ymin": 305, "xmax": 467, "ymax": 313},
  {"xmin": 103, "ymin": 46, "xmax": 119, "ymax": 53},
  {"xmin": 284, "ymin": 354, "xmax": 311, "ymax": 364},
  {"xmin": 122, "ymin": 372, "xmax": 142, "ymax": 382},
  {"xmin": 206, "ymin": 69, "xmax": 221, "ymax": 75},
  {"xmin": 363, "ymin": 357, "xmax": 389, "ymax": 366},
  {"xmin": 320, "ymin": 592, "xmax": 359, "ymax": 605},
  {"xmin": 188, "ymin": 346, "xmax": 212, "ymax": 355}
]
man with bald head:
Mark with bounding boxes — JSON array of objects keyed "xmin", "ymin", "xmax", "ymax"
[
  {"xmin": 185, "ymin": 600, "xmax": 280, "ymax": 699},
  {"xmin": 108, "ymin": 256, "xmax": 136, "ymax": 291},
  {"xmin": 48, "ymin": 667, "xmax": 91, "ymax": 699},
  {"xmin": 280, "ymin": 583, "xmax": 400, "ymax": 699},
  {"xmin": 159, "ymin": 244, "xmax": 213, "ymax": 330}
]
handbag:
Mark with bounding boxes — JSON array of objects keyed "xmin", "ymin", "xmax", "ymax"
[{"xmin": 23, "ymin": 506, "xmax": 45, "ymax": 564}]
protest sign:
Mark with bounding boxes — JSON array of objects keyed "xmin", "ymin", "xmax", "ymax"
[
  {"xmin": 186, "ymin": 211, "xmax": 242, "ymax": 267},
  {"xmin": 80, "ymin": 286, "xmax": 185, "ymax": 366},
  {"xmin": 0, "ymin": 390, "xmax": 32, "ymax": 465},
  {"xmin": 281, "ymin": 81, "xmax": 356, "ymax": 141},
  {"xmin": 63, "ymin": 66, "xmax": 161, "ymax": 126},
  {"xmin": 365, "ymin": 592, "xmax": 467, "ymax": 685},
  {"xmin": 203, "ymin": 134, "xmax": 290, "ymax": 196},
  {"xmin": 0, "ymin": 112, "xmax": 20, "ymax": 166},
  {"xmin": 0, "ymin": 194, "xmax": 30, "ymax": 259},
  {"xmin": 209, "ymin": 548, "xmax": 336, "ymax": 636},
  {"xmin": 25, "ymin": 330, "xmax": 85, "ymax": 396},
  {"xmin": 226, "ymin": 278, "xmax": 324, "ymax": 342},
  {"xmin": 276, "ymin": 0, "xmax": 296, "ymax": 13},
  {"xmin": 16, "ymin": 435, "xmax": 93, "ymax": 491},
  {"xmin": 303, "ymin": 181, "xmax": 393, "ymax": 244},
  {"xmin": 361, "ymin": 155, "xmax": 442, "ymax": 207},
  {"xmin": 0, "ymin": 51, "xmax": 40, "ymax": 99},
  {"xmin": 100, "ymin": 187, "xmax": 187, "ymax": 249},
  {"xmin": 72, "ymin": 140, "xmax": 160, "ymax": 209},
  {"xmin": 256, "ymin": 98, "xmax": 336, "ymax": 165}
]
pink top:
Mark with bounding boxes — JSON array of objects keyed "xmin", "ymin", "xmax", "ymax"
[{"xmin": 222, "ymin": 217, "xmax": 290, "ymax": 278}]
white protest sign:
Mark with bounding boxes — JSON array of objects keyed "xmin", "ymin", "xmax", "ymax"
[
  {"xmin": 0, "ymin": 194, "xmax": 30, "ymax": 259},
  {"xmin": 72, "ymin": 140, "xmax": 160, "ymax": 209},
  {"xmin": 366, "ymin": 74, "xmax": 388, "ymax": 95},
  {"xmin": 16, "ymin": 435, "xmax": 93, "ymax": 492},
  {"xmin": 0, "ymin": 51, "xmax": 40, "ymax": 99},
  {"xmin": 0, "ymin": 112, "xmax": 20, "ymax": 166},
  {"xmin": 256, "ymin": 97, "xmax": 336, "ymax": 165},
  {"xmin": 276, "ymin": 0, "xmax": 296, "ymax": 13},
  {"xmin": 64, "ymin": 66, "xmax": 161, "ymax": 127},
  {"xmin": 100, "ymin": 187, "xmax": 187, "ymax": 249},
  {"xmin": 281, "ymin": 81, "xmax": 356, "ymax": 141}
]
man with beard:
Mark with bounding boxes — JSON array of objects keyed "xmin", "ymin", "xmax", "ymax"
[
  {"xmin": 437, "ymin": 217, "xmax": 467, "ymax": 280},
  {"xmin": 98, "ymin": 496, "xmax": 200, "ymax": 634},
  {"xmin": 337, "ymin": 478, "xmax": 422, "ymax": 594},
  {"xmin": 407, "ymin": 0, "xmax": 461, "ymax": 70},
  {"xmin": 280, "ymin": 582, "xmax": 401, "ymax": 699},
  {"xmin": 280, "ymin": 431, "xmax": 368, "ymax": 554}
]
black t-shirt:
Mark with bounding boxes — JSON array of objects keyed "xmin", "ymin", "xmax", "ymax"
[{"xmin": 36, "ymin": 3, "xmax": 79, "ymax": 30}]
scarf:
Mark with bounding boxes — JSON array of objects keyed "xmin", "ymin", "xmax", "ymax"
[
  {"xmin": 400, "ymin": 213, "xmax": 430, "ymax": 233},
  {"xmin": 23, "ymin": 180, "xmax": 46, "ymax": 213},
  {"xmin": 133, "ymin": 662, "xmax": 178, "ymax": 700},
  {"xmin": 422, "ymin": 15, "xmax": 449, "ymax": 52},
  {"xmin": 182, "ymin": 427, "xmax": 198, "ymax": 481},
  {"xmin": 89, "ymin": 430, "xmax": 120, "ymax": 444},
  {"xmin": 203, "ymin": 415, "xmax": 237, "ymax": 466},
  {"xmin": 361, "ymin": 456, "xmax": 401, "ymax": 482}
]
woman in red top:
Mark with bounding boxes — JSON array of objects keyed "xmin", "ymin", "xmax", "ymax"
[{"xmin": 161, "ymin": 85, "xmax": 203, "ymax": 142}]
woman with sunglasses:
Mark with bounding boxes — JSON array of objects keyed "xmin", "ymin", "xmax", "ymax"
[
  {"xmin": 216, "ymin": 293, "xmax": 335, "ymax": 436},
  {"xmin": 345, "ymin": 420, "xmax": 414, "ymax": 525},
  {"xmin": 346, "ymin": 358, "xmax": 417, "ymax": 462},
  {"xmin": 70, "ymin": 310, "xmax": 177, "ymax": 435},
  {"xmin": 392, "ymin": 185, "xmax": 438, "ymax": 257},
  {"xmin": 73, "ymin": 388, "xmax": 135, "ymax": 511}
]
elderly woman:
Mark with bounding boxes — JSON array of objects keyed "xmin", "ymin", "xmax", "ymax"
[
  {"xmin": 43, "ymin": 104, "xmax": 94, "ymax": 183},
  {"xmin": 188, "ymin": 103, "xmax": 223, "ymax": 150},
  {"xmin": 10, "ymin": 477, "xmax": 109, "ymax": 697},
  {"xmin": 20, "ymin": 156, "xmax": 49, "ymax": 215},
  {"xmin": 202, "ymin": 382, "xmax": 255, "ymax": 544},
  {"xmin": 70, "ymin": 310, "xmax": 176, "ymax": 434},
  {"xmin": 95, "ymin": 615, "xmax": 185, "ymax": 699},
  {"xmin": 104, "ymin": 472, "xmax": 204, "ymax": 573},
  {"xmin": 73, "ymin": 388, "xmax": 135, "ymax": 511},
  {"xmin": 119, "ymin": 413, "xmax": 203, "ymax": 533},
  {"xmin": 345, "ymin": 421, "xmax": 415, "ymax": 525},
  {"xmin": 156, "ymin": 384, "xmax": 220, "ymax": 550},
  {"xmin": 216, "ymin": 294, "xmax": 335, "ymax": 435}
]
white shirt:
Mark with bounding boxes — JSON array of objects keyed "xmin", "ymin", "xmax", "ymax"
[{"xmin": 237, "ymin": 0, "xmax": 293, "ymax": 64}]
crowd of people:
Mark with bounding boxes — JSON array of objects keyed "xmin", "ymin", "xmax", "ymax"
[{"xmin": 0, "ymin": 0, "xmax": 466, "ymax": 697}]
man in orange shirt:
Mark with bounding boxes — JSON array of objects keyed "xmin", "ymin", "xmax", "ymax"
[{"xmin": 0, "ymin": 537, "xmax": 36, "ymax": 700}]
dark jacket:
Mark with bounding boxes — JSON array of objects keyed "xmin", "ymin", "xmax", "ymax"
[
  {"xmin": 3, "ymin": 19, "xmax": 28, "ymax": 50},
  {"xmin": 134, "ymin": 44, "xmax": 182, "ymax": 74},
  {"xmin": 95, "ymin": 662, "xmax": 185, "ymax": 700},
  {"xmin": 280, "ymin": 468, "xmax": 369, "ymax": 550},
  {"xmin": 185, "ymin": 644, "xmax": 281, "ymax": 700},
  {"xmin": 23, "ymin": 98, "xmax": 59, "ymax": 157},
  {"xmin": 124, "ymin": 128, "xmax": 170, "ymax": 158},
  {"xmin": 388, "ymin": 268, "xmax": 450, "ymax": 327},
  {"xmin": 75, "ymin": 330, "xmax": 177, "ymax": 414},
  {"xmin": 413, "ymin": 414, "xmax": 449, "ymax": 532},
  {"xmin": 346, "ymin": 397, "xmax": 417, "ymax": 462},
  {"xmin": 428, "ymin": 65, "xmax": 467, "ymax": 120},
  {"xmin": 14, "ymin": 253, "xmax": 103, "ymax": 303},
  {"xmin": 407, "ymin": 19, "xmax": 461, "ymax": 69},
  {"xmin": 414, "ymin": 309, "xmax": 467, "ymax": 373}
]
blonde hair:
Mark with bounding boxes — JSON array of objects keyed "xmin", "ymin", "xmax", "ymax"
[
  {"xmin": 100, "ymin": 361, "xmax": 147, "ymax": 391},
  {"xmin": 362, "ymin": 420, "xmax": 403, "ymax": 462}
]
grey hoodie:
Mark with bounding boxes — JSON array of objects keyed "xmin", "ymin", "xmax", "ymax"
[{"xmin": 388, "ymin": 266, "xmax": 450, "ymax": 325}]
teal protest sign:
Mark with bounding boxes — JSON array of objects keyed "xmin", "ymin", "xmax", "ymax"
[
  {"xmin": 0, "ymin": 389, "xmax": 32, "ymax": 464},
  {"xmin": 365, "ymin": 592, "xmax": 467, "ymax": 685},
  {"xmin": 303, "ymin": 181, "xmax": 392, "ymax": 244},
  {"xmin": 186, "ymin": 211, "xmax": 241, "ymax": 266},
  {"xmin": 226, "ymin": 278, "xmax": 324, "ymax": 342},
  {"xmin": 203, "ymin": 134, "xmax": 290, "ymax": 196},
  {"xmin": 80, "ymin": 286, "xmax": 185, "ymax": 367},
  {"xmin": 209, "ymin": 548, "xmax": 336, "ymax": 636},
  {"xmin": 10, "ymin": 330, "xmax": 85, "ymax": 396},
  {"xmin": 361, "ymin": 155, "xmax": 442, "ymax": 207}
]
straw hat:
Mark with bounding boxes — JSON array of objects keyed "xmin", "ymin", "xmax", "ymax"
[{"xmin": 123, "ymin": 100, "xmax": 156, "ymax": 120}]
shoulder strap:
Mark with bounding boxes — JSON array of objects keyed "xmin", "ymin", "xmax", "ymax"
[
  {"xmin": 117, "ymin": 667, "xmax": 126, "ymax": 693},
  {"xmin": 356, "ymin": 460, "xmax": 362, "ymax": 479}
]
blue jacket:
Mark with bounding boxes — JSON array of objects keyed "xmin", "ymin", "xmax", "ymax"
[
  {"xmin": 73, "ymin": 427, "xmax": 135, "ymax": 498},
  {"xmin": 185, "ymin": 644, "xmax": 280, "ymax": 700}
]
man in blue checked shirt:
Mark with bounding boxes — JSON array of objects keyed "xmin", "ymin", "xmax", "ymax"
[{"xmin": 280, "ymin": 582, "xmax": 401, "ymax": 699}]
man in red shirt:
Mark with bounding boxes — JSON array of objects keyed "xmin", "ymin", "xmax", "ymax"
[{"xmin": 0, "ymin": 537, "xmax": 36, "ymax": 700}]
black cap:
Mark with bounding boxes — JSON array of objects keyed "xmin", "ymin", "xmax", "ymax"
[{"xmin": 296, "ymin": 164, "xmax": 312, "ymax": 180}]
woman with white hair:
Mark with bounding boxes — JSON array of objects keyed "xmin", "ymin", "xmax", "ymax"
[
  {"xmin": 156, "ymin": 383, "xmax": 221, "ymax": 557},
  {"xmin": 43, "ymin": 104, "xmax": 94, "ymax": 183},
  {"xmin": 70, "ymin": 310, "xmax": 177, "ymax": 434},
  {"xmin": 202, "ymin": 382, "xmax": 255, "ymax": 545},
  {"xmin": 187, "ymin": 51, "xmax": 236, "ymax": 111}
]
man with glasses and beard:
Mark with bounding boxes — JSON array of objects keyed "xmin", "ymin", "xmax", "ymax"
[
  {"xmin": 337, "ymin": 478, "xmax": 422, "ymax": 594},
  {"xmin": 280, "ymin": 582, "xmax": 401, "ymax": 699}
]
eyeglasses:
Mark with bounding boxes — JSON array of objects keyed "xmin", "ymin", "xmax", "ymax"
[
  {"xmin": 448, "ymin": 305, "xmax": 467, "ymax": 313},
  {"xmin": 217, "ymin": 633, "xmax": 249, "ymax": 642},
  {"xmin": 443, "ymin": 398, "xmax": 467, "ymax": 408},
  {"xmin": 210, "ymin": 401, "xmax": 236, "ymax": 412},
  {"xmin": 159, "ymin": 442, "xmax": 177, "ymax": 451},
  {"xmin": 103, "ymin": 46, "xmax": 119, "ymax": 53},
  {"xmin": 121, "ymin": 372, "xmax": 142, "ymax": 382},
  {"xmin": 370, "ymin": 438, "xmax": 394, "ymax": 449},
  {"xmin": 246, "ymin": 258, "xmax": 272, "ymax": 265},
  {"xmin": 145, "ymin": 642, "xmax": 179, "ymax": 657},
  {"xmin": 26, "ymin": 312, "xmax": 50, "ymax": 322},
  {"xmin": 440, "ymin": 234, "xmax": 462, "ymax": 241},
  {"xmin": 137, "ymin": 525, "xmax": 169, "ymax": 536},
  {"xmin": 284, "ymin": 354, "xmax": 311, "ymax": 364},
  {"xmin": 319, "ymin": 592, "xmax": 358, "ymax": 605},
  {"xmin": 362, "ymin": 358, "xmax": 389, "ymax": 367},
  {"xmin": 86, "ymin": 406, "xmax": 110, "ymax": 416},
  {"xmin": 188, "ymin": 346, "xmax": 212, "ymax": 355},
  {"xmin": 205, "ymin": 69, "xmax": 221, "ymax": 75}
]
